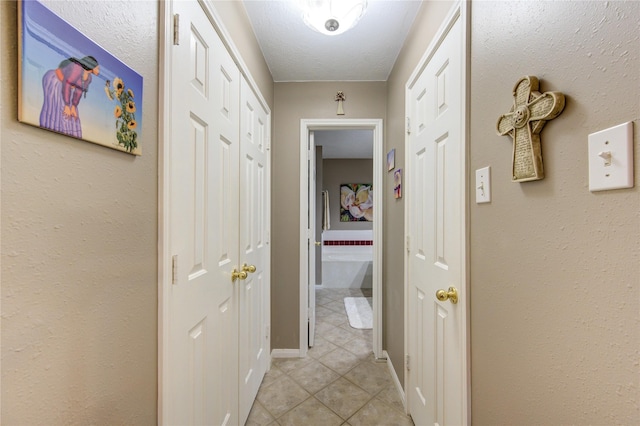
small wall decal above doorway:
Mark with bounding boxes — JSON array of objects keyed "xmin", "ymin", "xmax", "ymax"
[{"xmin": 335, "ymin": 91, "xmax": 345, "ymax": 115}]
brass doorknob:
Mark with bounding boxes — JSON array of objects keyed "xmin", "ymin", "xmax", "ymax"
[
  {"xmin": 435, "ymin": 286, "xmax": 458, "ymax": 304},
  {"xmin": 231, "ymin": 269, "xmax": 248, "ymax": 282},
  {"xmin": 242, "ymin": 263, "xmax": 256, "ymax": 273},
  {"xmin": 314, "ymin": 241, "xmax": 321, "ymax": 246}
]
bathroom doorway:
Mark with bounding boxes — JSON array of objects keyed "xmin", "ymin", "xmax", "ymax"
[{"xmin": 299, "ymin": 119, "xmax": 383, "ymax": 359}]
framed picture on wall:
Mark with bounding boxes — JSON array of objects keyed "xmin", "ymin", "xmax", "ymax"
[
  {"xmin": 394, "ymin": 169, "xmax": 402, "ymax": 199},
  {"xmin": 387, "ymin": 148, "xmax": 395, "ymax": 171},
  {"xmin": 18, "ymin": 0, "xmax": 144, "ymax": 155},
  {"xmin": 340, "ymin": 183, "xmax": 373, "ymax": 222}
]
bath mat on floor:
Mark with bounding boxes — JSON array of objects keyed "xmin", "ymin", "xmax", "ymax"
[{"xmin": 344, "ymin": 297, "xmax": 373, "ymax": 329}]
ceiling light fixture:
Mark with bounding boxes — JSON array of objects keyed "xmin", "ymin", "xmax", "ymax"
[{"xmin": 300, "ymin": 0, "xmax": 368, "ymax": 36}]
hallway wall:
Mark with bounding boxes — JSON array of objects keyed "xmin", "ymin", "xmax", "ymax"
[
  {"xmin": 387, "ymin": 1, "xmax": 638, "ymax": 422},
  {"xmin": 271, "ymin": 82, "xmax": 386, "ymax": 349},
  {"xmin": 468, "ymin": 1, "xmax": 639, "ymax": 423},
  {"xmin": 1, "ymin": 1, "xmax": 273, "ymax": 423},
  {"xmin": 1, "ymin": 1, "xmax": 158, "ymax": 423}
]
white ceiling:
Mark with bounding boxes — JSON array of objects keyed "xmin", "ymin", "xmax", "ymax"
[
  {"xmin": 242, "ymin": 1, "xmax": 419, "ymax": 158},
  {"xmin": 242, "ymin": 1, "xmax": 422, "ymax": 82}
]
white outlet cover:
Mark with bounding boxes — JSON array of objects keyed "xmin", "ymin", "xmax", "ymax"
[
  {"xmin": 476, "ymin": 166, "xmax": 491, "ymax": 203},
  {"xmin": 588, "ymin": 121, "xmax": 634, "ymax": 192}
]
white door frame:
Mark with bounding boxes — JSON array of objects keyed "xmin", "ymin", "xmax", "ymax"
[
  {"xmin": 299, "ymin": 119, "xmax": 384, "ymax": 359},
  {"xmin": 403, "ymin": 1, "xmax": 470, "ymax": 422},
  {"xmin": 158, "ymin": 1, "xmax": 272, "ymax": 423},
  {"xmin": 307, "ymin": 131, "xmax": 317, "ymax": 347}
]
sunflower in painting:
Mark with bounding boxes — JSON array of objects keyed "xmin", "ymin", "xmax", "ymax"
[{"xmin": 105, "ymin": 77, "xmax": 138, "ymax": 153}]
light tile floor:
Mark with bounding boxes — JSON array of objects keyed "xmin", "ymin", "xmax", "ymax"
[{"xmin": 246, "ymin": 287, "xmax": 414, "ymax": 426}]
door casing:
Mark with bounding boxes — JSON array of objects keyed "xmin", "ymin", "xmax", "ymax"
[
  {"xmin": 403, "ymin": 1, "xmax": 470, "ymax": 422},
  {"xmin": 299, "ymin": 119, "xmax": 384, "ymax": 359},
  {"xmin": 307, "ymin": 131, "xmax": 316, "ymax": 347}
]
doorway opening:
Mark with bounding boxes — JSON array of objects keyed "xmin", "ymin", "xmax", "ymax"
[{"xmin": 299, "ymin": 119, "xmax": 383, "ymax": 359}]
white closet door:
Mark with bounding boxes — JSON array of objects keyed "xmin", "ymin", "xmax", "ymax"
[
  {"xmin": 168, "ymin": 1, "xmax": 240, "ymax": 424},
  {"xmin": 407, "ymin": 15, "xmax": 465, "ymax": 426},
  {"xmin": 238, "ymin": 78, "xmax": 271, "ymax": 424}
]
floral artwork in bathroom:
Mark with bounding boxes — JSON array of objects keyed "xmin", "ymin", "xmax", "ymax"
[{"xmin": 340, "ymin": 183, "xmax": 373, "ymax": 222}]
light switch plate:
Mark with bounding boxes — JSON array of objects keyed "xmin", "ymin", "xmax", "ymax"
[
  {"xmin": 476, "ymin": 166, "xmax": 491, "ymax": 203},
  {"xmin": 588, "ymin": 121, "xmax": 634, "ymax": 192}
]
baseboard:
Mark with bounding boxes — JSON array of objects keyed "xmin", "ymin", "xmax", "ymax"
[
  {"xmin": 270, "ymin": 348, "xmax": 301, "ymax": 358},
  {"xmin": 383, "ymin": 350, "xmax": 407, "ymax": 413}
]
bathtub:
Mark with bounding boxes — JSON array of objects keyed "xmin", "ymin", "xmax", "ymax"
[{"xmin": 321, "ymin": 230, "xmax": 373, "ymax": 288}]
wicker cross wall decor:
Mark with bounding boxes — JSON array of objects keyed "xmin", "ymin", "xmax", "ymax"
[{"xmin": 496, "ymin": 76, "xmax": 565, "ymax": 182}]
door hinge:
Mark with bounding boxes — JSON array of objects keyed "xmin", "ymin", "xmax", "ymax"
[
  {"xmin": 171, "ymin": 255, "xmax": 178, "ymax": 284},
  {"xmin": 406, "ymin": 117, "xmax": 411, "ymax": 135},
  {"xmin": 265, "ymin": 325, "xmax": 270, "ymax": 340},
  {"xmin": 173, "ymin": 14, "xmax": 180, "ymax": 45},
  {"xmin": 406, "ymin": 235, "xmax": 410, "ymax": 253},
  {"xmin": 406, "ymin": 354, "xmax": 410, "ymax": 371},
  {"xmin": 266, "ymin": 137, "xmax": 271, "ymax": 151}
]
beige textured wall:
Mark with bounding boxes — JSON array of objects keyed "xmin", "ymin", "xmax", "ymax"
[
  {"xmin": 323, "ymin": 159, "xmax": 373, "ymax": 231},
  {"xmin": 1, "ymin": 1, "xmax": 273, "ymax": 423},
  {"xmin": 469, "ymin": 1, "xmax": 639, "ymax": 424},
  {"xmin": 214, "ymin": 0, "xmax": 273, "ymax": 107},
  {"xmin": 384, "ymin": 0, "xmax": 454, "ymax": 386},
  {"xmin": 1, "ymin": 1, "xmax": 158, "ymax": 423},
  {"xmin": 272, "ymin": 82, "xmax": 386, "ymax": 349}
]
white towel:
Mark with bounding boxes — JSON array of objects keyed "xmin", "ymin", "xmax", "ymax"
[{"xmin": 323, "ymin": 190, "xmax": 330, "ymax": 230}]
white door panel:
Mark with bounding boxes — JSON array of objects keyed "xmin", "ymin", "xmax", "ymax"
[
  {"xmin": 169, "ymin": 1, "xmax": 240, "ymax": 424},
  {"xmin": 407, "ymin": 15, "xmax": 464, "ymax": 426},
  {"xmin": 239, "ymin": 79, "xmax": 270, "ymax": 425}
]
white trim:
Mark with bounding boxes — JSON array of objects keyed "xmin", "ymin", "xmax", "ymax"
[
  {"xmin": 461, "ymin": 1, "xmax": 472, "ymax": 420},
  {"xmin": 158, "ymin": 1, "xmax": 271, "ymax": 423},
  {"xmin": 158, "ymin": 2, "xmax": 172, "ymax": 423},
  {"xmin": 403, "ymin": 1, "xmax": 470, "ymax": 424},
  {"xmin": 270, "ymin": 349, "xmax": 303, "ymax": 359},
  {"xmin": 383, "ymin": 350, "xmax": 407, "ymax": 414},
  {"xmin": 298, "ymin": 127, "xmax": 309, "ymax": 358},
  {"xmin": 0, "ymin": 4, "xmax": 3, "ymax": 420},
  {"xmin": 299, "ymin": 119, "xmax": 384, "ymax": 360}
]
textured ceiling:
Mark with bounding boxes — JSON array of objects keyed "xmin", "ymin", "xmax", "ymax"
[{"xmin": 242, "ymin": 0, "xmax": 422, "ymax": 82}]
